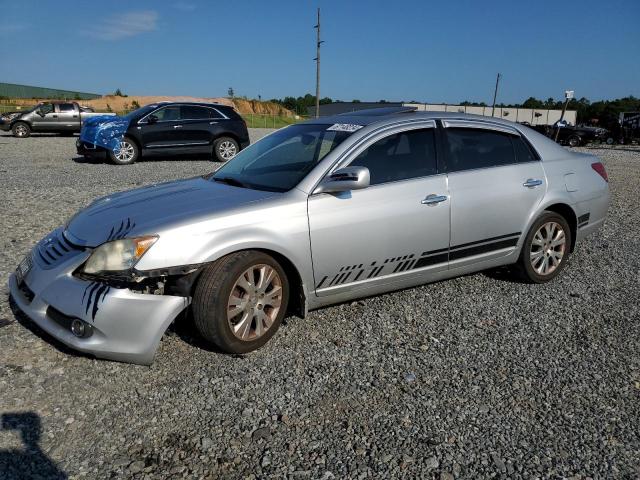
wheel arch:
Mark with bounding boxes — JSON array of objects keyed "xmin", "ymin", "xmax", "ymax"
[
  {"xmin": 254, "ymin": 248, "xmax": 307, "ymax": 319},
  {"xmin": 541, "ymin": 202, "xmax": 578, "ymax": 252},
  {"xmin": 123, "ymin": 133, "xmax": 142, "ymax": 152},
  {"xmin": 11, "ymin": 119, "xmax": 32, "ymax": 129},
  {"xmin": 213, "ymin": 131, "xmax": 242, "ymax": 148},
  {"xmin": 185, "ymin": 247, "xmax": 308, "ymax": 319}
]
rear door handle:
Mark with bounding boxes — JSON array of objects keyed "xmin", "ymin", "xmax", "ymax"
[
  {"xmin": 421, "ymin": 194, "xmax": 448, "ymax": 205},
  {"xmin": 173, "ymin": 125, "xmax": 183, "ymax": 129},
  {"xmin": 209, "ymin": 121, "xmax": 218, "ymax": 125},
  {"xmin": 523, "ymin": 179, "xmax": 543, "ymax": 188}
]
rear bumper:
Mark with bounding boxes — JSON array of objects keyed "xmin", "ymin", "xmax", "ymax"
[{"xmin": 9, "ymin": 237, "xmax": 188, "ymax": 365}]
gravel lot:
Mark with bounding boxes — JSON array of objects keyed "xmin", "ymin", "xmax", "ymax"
[{"xmin": 0, "ymin": 132, "xmax": 638, "ymax": 479}]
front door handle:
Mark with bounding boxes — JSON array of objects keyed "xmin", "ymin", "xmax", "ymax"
[
  {"xmin": 421, "ymin": 194, "xmax": 448, "ymax": 205},
  {"xmin": 523, "ymin": 178, "xmax": 543, "ymax": 188},
  {"xmin": 173, "ymin": 125, "xmax": 183, "ymax": 129},
  {"xmin": 209, "ymin": 121, "xmax": 218, "ymax": 125}
]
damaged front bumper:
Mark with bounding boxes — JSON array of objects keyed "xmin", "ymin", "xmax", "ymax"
[
  {"xmin": 76, "ymin": 138, "xmax": 108, "ymax": 157},
  {"xmin": 8, "ymin": 229, "xmax": 189, "ymax": 365}
]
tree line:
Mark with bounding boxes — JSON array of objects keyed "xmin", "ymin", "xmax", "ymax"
[{"xmin": 269, "ymin": 94, "xmax": 640, "ymax": 128}]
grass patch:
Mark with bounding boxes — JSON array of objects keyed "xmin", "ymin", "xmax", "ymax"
[{"xmin": 241, "ymin": 114, "xmax": 303, "ymax": 129}]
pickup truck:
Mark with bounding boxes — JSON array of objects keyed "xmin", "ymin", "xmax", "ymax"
[{"xmin": 0, "ymin": 101, "xmax": 114, "ymax": 138}]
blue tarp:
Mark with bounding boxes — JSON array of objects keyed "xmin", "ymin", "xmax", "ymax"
[{"xmin": 80, "ymin": 115, "xmax": 131, "ymax": 152}]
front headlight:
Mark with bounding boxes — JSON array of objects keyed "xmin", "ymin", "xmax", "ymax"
[{"xmin": 82, "ymin": 236, "xmax": 157, "ymax": 275}]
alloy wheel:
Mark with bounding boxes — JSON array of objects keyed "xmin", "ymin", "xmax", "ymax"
[
  {"xmin": 114, "ymin": 141, "xmax": 135, "ymax": 162},
  {"xmin": 530, "ymin": 221, "xmax": 566, "ymax": 275},
  {"xmin": 219, "ymin": 141, "xmax": 237, "ymax": 160},
  {"xmin": 15, "ymin": 124, "xmax": 28, "ymax": 137},
  {"xmin": 227, "ymin": 264, "xmax": 283, "ymax": 341}
]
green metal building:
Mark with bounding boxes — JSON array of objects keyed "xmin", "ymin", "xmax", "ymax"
[{"xmin": 0, "ymin": 82, "xmax": 101, "ymax": 100}]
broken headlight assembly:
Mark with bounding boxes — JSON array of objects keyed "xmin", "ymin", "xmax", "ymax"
[{"xmin": 81, "ymin": 236, "xmax": 157, "ymax": 276}]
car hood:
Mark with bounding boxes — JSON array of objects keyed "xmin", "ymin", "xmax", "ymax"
[{"xmin": 65, "ymin": 176, "xmax": 279, "ymax": 247}]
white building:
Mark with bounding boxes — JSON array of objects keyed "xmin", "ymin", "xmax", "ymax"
[{"xmin": 403, "ymin": 103, "xmax": 576, "ymax": 126}]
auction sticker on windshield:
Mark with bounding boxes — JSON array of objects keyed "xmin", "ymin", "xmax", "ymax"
[{"xmin": 326, "ymin": 123, "xmax": 364, "ymax": 132}]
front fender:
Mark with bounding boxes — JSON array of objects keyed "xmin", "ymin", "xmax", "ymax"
[{"xmin": 134, "ymin": 202, "xmax": 314, "ymax": 301}]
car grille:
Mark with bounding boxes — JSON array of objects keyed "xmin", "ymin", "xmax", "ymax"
[{"xmin": 35, "ymin": 228, "xmax": 84, "ymax": 270}]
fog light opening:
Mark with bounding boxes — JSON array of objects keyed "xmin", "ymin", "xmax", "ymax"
[{"xmin": 71, "ymin": 319, "xmax": 86, "ymax": 338}]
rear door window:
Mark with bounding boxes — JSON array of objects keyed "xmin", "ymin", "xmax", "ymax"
[
  {"xmin": 58, "ymin": 103, "xmax": 75, "ymax": 112},
  {"xmin": 181, "ymin": 106, "xmax": 211, "ymax": 120},
  {"xmin": 444, "ymin": 128, "xmax": 517, "ymax": 172}
]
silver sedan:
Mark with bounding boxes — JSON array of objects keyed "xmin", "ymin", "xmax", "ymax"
[{"xmin": 9, "ymin": 108, "xmax": 610, "ymax": 364}]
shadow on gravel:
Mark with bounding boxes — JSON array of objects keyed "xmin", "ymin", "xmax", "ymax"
[
  {"xmin": 166, "ymin": 309, "xmax": 229, "ymax": 356},
  {"xmin": 0, "ymin": 412, "xmax": 67, "ymax": 480},
  {"xmin": 482, "ymin": 266, "xmax": 526, "ymax": 284},
  {"xmin": 72, "ymin": 154, "xmax": 217, "ymax": 165},
  {"xmin": 8, "ymin": 295, "xmax": 94, "ymax": 362}
]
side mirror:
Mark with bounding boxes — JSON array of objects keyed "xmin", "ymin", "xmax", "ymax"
[
  {"xmin": 37, "ymin": 109, "xmax": 46, "ymax": 117},
  {"xmin": 315, "ymin": 166, "xmax": 370, "ymax": 194},
  {"xmin": 146, "ymin": 114, "xmax": 158, "ymax": 124}
]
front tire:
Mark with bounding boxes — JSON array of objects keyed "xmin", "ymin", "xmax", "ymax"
[
  {"xmin": 516, "ymin": 211, "xmax": 572, "ymax": 283},
  {"xmin": 193, "ymin": 251, "xmax": 289, "ymax": 353},
  {"xmin": 12, "ymin": 122, "xmax": 31, "ymax": 138},
  {"xmin": 108, "ymin": 137, "xmax": 139, "ymax": 165},
  {"xmin": 213, "ymin": 136, "xmax": 239, "ymax": 162}
]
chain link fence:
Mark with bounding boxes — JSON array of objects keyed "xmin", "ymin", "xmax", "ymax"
[{"xmin": 241, "ymin": 113, "xmax": 307, "ymax": 129}]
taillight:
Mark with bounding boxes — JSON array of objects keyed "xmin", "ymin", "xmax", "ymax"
[{"xmin": 591, "ymin": 162, "xmax": 608, "ymax": 182}]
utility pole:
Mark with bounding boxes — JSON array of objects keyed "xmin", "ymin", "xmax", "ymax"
[
  {"xmin": 313, "ymin": 8, "xmax": 323, "ymax": 118},
  {"xmin": 491, "ymin": 73, "xmax": 501, "ymax": 117},
  {"xmin": 554, "ymin": 90, "xmax": 574, "ymax": 142}
]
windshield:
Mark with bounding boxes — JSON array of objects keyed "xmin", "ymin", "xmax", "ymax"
[{"xmin": 211, "ymin": 124, "xmax": 354, "ymax": 192}]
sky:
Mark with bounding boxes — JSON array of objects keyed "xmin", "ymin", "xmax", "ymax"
[{"xmin": 0, "ymin": 0, "xmax": 638, "ymax": 104}]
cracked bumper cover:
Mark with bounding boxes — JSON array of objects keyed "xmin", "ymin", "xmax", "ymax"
[{"xmin": 8, "ymin": 246, "xmax": 189, "ymax": 365}]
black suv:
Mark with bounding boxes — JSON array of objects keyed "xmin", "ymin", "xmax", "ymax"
[{"xmin": 76, "ymin": 102, "xmax": 249, "ymax": 164}]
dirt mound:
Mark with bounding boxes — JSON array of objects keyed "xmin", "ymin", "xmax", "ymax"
[
  {"xmin": 231, "ymin": 98, "xmax": 293, "ymax": 116},
  {"xmin": 4, "ymin": 95, "xmax": 293, "ymax": 116},
  {"xmin": 85, "ymin": 96, "xmax": 292, "ymax": 116}
]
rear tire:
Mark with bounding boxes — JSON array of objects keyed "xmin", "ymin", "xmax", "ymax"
[
  {"xmin": 516, "ymin": 211, "xmax": 572, "ymax": 283},
  {"xmin": 213, "ymin": 136, "xmax": 239, "ymax": 162},
  {"xmin": 108, "ymin": 137, "xmax": 139, "ymax": 165},
  {"xmin": 193, "ymin": 251, "xmax": 289, "ymax": 353},
  {"xmin": 12, "ymin": 122, "xmax": 30, "ymax": 138},
  {"xmin": 567, "ymin": 135, "xmax": 581, "ymax": 147}
]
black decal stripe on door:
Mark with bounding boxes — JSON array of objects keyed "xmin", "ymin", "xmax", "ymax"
[
  {"xmin": 449, "ymin": 237, "xmax": 519, "ymax": 261},
  {"xmin": 449, "ymin": 232, "xmax": 521, "ymax": 252},
  {"xmin": 315, "ymin": 233, "xmax": 521, "ymax": 291},
  {"xmin": 414, "ymin": 253, "xmax": 449, "ymax": 269},
  {"xmin": 315, "ymin": 276, "xmax": 328, "ymax": 289}
]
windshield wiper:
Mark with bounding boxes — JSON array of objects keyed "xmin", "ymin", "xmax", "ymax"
[{"xmin": 213, "ymin": 176, "xmax": 250, "ymax": 189}]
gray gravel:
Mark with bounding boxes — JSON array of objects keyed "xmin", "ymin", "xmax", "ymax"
[{"xmin": 0, "ymin": 133, "xmax": 639, "ymax": 479}]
